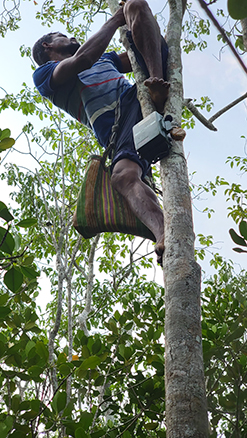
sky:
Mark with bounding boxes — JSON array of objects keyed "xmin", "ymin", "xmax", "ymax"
[{"xmin": 0, "ymin": 0, "xmax": 247, "ymax": 287}]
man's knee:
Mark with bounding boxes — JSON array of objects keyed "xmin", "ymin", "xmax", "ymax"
[
  {"xmin": 111, "ymin": 167, "xmax": 136, "ymax": 193},
  {"xmin": 111, "ymin": 160, "xmax": 141, "ymax": 194},
  {"xmin": 124, "ymin": 0, "xmax": 151, "ymax": 24}
]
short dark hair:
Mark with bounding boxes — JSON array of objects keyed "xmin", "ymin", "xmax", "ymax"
[{"xmin": 32, "ymin": 33, "xmax": 56, "ymax": 66}]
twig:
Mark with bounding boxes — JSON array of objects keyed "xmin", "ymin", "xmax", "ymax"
[
  {"xmin": 209, "ymin": 92, "xmax": 247, "ymax": 123},
  {"xmin": 0, "ymin": 225, "xmax": 10, "ymax": 250}
]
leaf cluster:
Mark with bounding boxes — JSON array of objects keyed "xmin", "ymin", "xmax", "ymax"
[{"xmin": 202, "ymin": 260, "xmax": 247, "ymax": 436}]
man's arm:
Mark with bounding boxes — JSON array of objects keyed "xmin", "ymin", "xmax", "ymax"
[{"xmin": 51, "ymin": 8, "xmax": 126, "ymax": 87}]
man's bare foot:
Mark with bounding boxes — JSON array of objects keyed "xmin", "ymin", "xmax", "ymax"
[
  {"xmin": 155, "ymin": 235, "xmax": 164, "ymax": 267},
  {"xmin": 144, "ymin": 77, "xmax": 170, "ymax": 114}
]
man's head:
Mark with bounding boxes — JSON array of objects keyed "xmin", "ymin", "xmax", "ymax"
[{"xmin": 32, "ymin": 32, "xmax": 80, "ymax": 66}]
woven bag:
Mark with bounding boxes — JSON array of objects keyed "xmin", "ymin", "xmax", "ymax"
[{"xmin": 74, "ymin": 155, "xmax": 155, "ymax": 241}]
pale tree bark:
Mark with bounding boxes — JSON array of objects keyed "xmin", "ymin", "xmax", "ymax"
[
  {"xmin": 161, "ymin": 0, "xmax": 208, "ymax": 436},
  {"xmin": 36, "ymin": 129, "xmax": 85, "ymax": 397},
  {"xmin": 107, "ymin": 0, "xmax": 208, "ymax": 436}
]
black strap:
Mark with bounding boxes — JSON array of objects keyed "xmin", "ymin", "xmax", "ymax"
[{"xmin": 101, "ymin": 99, "xmax": 121, "ymax": 169}]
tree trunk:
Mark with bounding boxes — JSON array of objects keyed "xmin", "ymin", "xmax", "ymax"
[
  {"xmin": 161, "ymin": 0, "xmax": 208, "ymax": 436},
  {"xmin": 108, "ymin": 0, "xmax": 208, "ymax": 436}
]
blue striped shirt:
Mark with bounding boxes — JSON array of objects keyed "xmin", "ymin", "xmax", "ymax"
[{"xmin": 33, "ymin": 52, "xmax": 132, "ymax": 147}]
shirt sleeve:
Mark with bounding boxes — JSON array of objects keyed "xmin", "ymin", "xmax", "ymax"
[
  {"xmin": 100, "ymin": 51, "xmax": 124, "ymax": 73},
  {"xmin": 33, "ymin": 61, "xmax": 59, "ymax": 98}
]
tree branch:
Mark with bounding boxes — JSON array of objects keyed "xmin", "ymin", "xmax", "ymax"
[
  {"xmin": 209, "ymin": 91, "xmax": 247, "ymax": 123},
  {"xmin": 197, "ymin": 0, "xmax": 247, "ymax": 75},
  {"xmin": 184, "ymin": 90, "xmax": 247, "ymax": 129}
]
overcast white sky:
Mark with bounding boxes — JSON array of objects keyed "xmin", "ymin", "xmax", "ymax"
[{"xmin": 0, "ymin": 0, "xmax": 247, "ymax": 282}]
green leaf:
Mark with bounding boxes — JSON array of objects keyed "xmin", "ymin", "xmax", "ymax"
[
  {"xmin": 0, "ymin": 293, "xmax": 9, "ymax": 305},
  {"xmin": 57, "ymin": 391, "xmax": 67, "ymax": 412},
  {"xmin": 157, "ymin": 431, "xmax": 166, "ymax": 438},
  {"xmin": 0, "ymin": 226, "xmax": 15, "ymax": 254},
  {"xmin": 79, "ymin": 411, "xmax": 93, "ymax": 430},
  {"xmin": 80, "ymin": 355, "xmax": 101, "ymax": 370},
  {"xmin": 0, "ymin": 137, "xmax": 15, "ymax": 151},
  {"xmin": 19, "ymin": 401, "xmax": 30, "ymax": 411},
  {"xmin": 0, "ymin": 128, "xmax": 11, "ymax": 140},
  {"xmin": 20, "ymin": 265, "xmax": 39, "ymax": 279},
  {"xmin": 144, "ymin": 422, "xmax": 159, "ymax": 430},
  {"xmin": 21, "ymin": 409, "xmax": 38, "ymax": 420},
  {"xmin": 4, "ymin": 267, "xmax": 23, "ymax": 292},
  {"xmin": 57, "ymin": 352, "xmax": 67, "ymax": 364},
  {"xmin": 226, "ymin": 326, "xmax": 245, "ymax": 343},
  {"xmin": 0, "ymin": 420, "xmax": 11, "ymax": 438},
  {"xmin": 0, "ymin": 306, "xmax": 11, "ymax": 319},
  {"xmin": 28, "ymin": 365, "xmax": 43, "ymax": 377},
  {"xmin": 75, "ymin": 427, "xmax": 87, "ymax": 438},
  {"xmin": 59, "ymin": 363, "xmax": 72, "ymax": 376},
  {"xmin": 25, "ymin": 340, "xmax": 36, "ymax": 356},
  {"xmin": 240, "ymin": 354, "xmax": 247, "ymax": 366},
  {"xmin": 8, "ymin": 431, "xmax": 26, "ymax": 438},
  {"xmin": 229, "ymin": 228, "xmax": 247, "ymax": 246},
  {"xmin": 94, "ymin": 375, "xmax": 104, "ymax": 386},
  {"xmin": 30, "ymin": 399, "xmax": 41, "ymax": 413},
  {"xmin": 11, "ymin": 394, "xmax": 21, "ymax": 413},
  {"xmin": 16, "ymin": 218, "xmax": 37, "ymax": 228},
  {"xmin": 151, "ymin": 361, "xmax": 164, "ymax": 375},
  {"xmin": 122, "ymin": 432, "xmax": 131, "ymax": 438},
  {"xmin": 228, "ymin": 0, "xmax": 247, "ymax": 19},
  {"xmin": 239, "ymin": 220, "xmax": 247, "ymax": 240},
  {"xmin": 52, "ymin": 391, "xmax": 67, "ymax": 414},
  {"xmin": 90, "ymin": 431, "xmax": 105, "ymax": 438},
  {"xmin": 36, "ymin": 341, "xmax": 49, "ymax": 362},
  {"xmin": 233, "ymin": 247, "xmax": 247, "ymax": 253},
  {"xmin": 0, "ymin": 340, "xmax": 6, "ymax": 357},
  {"xmin": 22, "ymin": 255, "xmax": 35, "ymax": 266},
  {"xmin": 0, "ymin": 202, "xmax": 14, "ymax": 222},
  {"xmin": 92, "ymin": 338, "xmax": 101, "ymax": 355},
  {"xmin": 14, "ymin": 233, "xmax": 21, "ymax": 251}
]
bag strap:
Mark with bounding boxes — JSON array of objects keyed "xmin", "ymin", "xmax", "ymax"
[{"xmin": 101, "ymin": 99, "xmax": 121, "ymax": 170}]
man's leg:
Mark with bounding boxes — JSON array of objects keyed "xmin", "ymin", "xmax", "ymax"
[
  {"xmin": 111, "ymin": 158, "xmax": 164, "ymax": 264},
  {"xmin": 123, "ymin": 0, "xmax": 170, "ymax": 113}
]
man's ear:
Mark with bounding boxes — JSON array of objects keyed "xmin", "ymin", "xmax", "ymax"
[{"xmin": 42, "ymin": 41, "xmax": 51, "ymax": 49}]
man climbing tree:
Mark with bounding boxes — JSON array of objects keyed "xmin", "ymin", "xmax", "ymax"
[{"xmin": 32, "ymin": 0, "xmax": 172, "ymax": 265}]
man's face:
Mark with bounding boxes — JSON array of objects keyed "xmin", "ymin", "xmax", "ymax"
[{"xmin": 47, "ymin": 33, "xmax": 80, "ymax": 57}]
